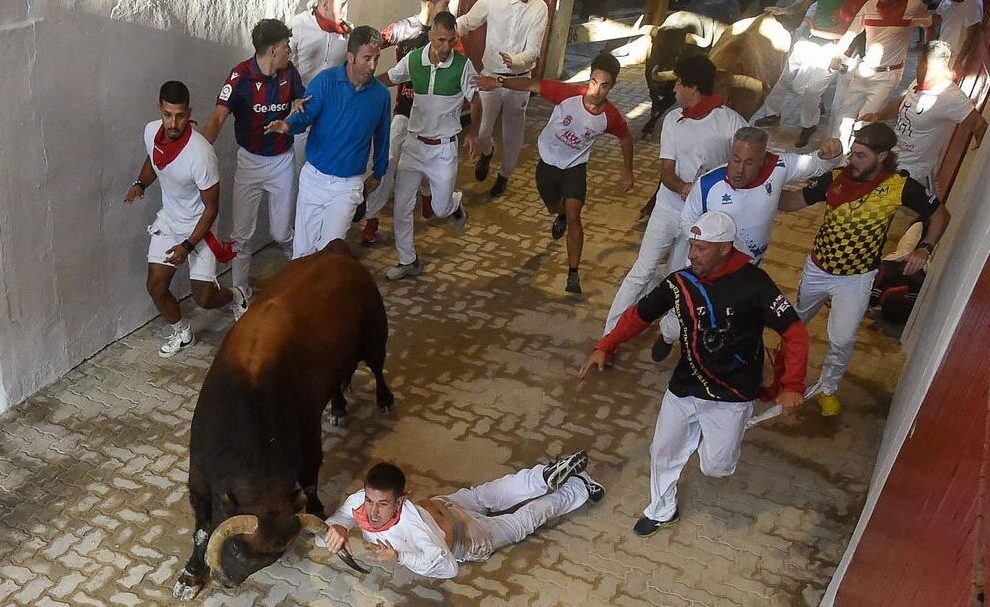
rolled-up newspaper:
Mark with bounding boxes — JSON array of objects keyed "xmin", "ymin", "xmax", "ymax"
[{"xmin": 745, "ymin": 404, "xmax": 783, "ymax": 429}]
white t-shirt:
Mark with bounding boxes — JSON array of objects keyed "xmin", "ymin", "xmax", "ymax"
[
  {"xmin": 894, "ymin": 79, "xmax": 974, "ymax": 180},
  {"xmin": 456, "ymin": 0, "xmax": 549, "ymax": 74},
  {"xmin": 536, "ymin": 80, "xmax": 630, "ymax": 169},
  {"xmin": 387, "ymin": 45, "xmax": 478, "ymax": 138},
  {"xmin": 289, "ymin": 10, "xmax": 349, "ymax": 85},
  {"xmin": 143, "ymin": 120, "xmax": 220, "ymax": 234},
  {"xmin": 845, "ymin": 0, "xmax": 932, "ymax": 69},
  {"xmin": 937, "ymin": 0, "xmax": 983, "ymax": 58},
  {"xmin": 657, "ymin": 105, "xmax": 748, "ymax": 212},
  {"xmin": 325, "ymin": 490, "xmax": 458, "ymax": 579},
  {"xmin": 681, "ymin": 151, "xmax": 840, "ymax": 263}
]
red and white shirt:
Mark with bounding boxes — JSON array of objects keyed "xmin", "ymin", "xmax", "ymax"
[
  {"xmin": 536, "ymin": 81, "xmax": 629, "ymax": 169},
  {"xmin": 843, "ymin": 0, "xmax": 932, "ymax": 70}
]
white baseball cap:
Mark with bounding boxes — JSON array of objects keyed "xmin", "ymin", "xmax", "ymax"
[{"xmin": 687, "ymin": 211, "xmax": 737, "ymax": 243}]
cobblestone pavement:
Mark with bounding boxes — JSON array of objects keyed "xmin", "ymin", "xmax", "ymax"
[{"xmin": 0, "ymin": 67, "xmax": 906, "ymax": 606}]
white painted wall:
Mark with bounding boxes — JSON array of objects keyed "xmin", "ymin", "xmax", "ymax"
[
  {"xmin": 0, "ymin": 0, "xmax": 417, "ymax": 412},
  {"xmin": 821, "ymin": 107, "xmax": 990, "ymax": 604}
]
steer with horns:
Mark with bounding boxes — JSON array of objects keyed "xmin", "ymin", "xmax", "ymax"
[{"xmin": 172, "ymin": 239, "xmax": 393, "ymax": 600}]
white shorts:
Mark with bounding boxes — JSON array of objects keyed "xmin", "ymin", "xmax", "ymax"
[{"xmin": 147, "ymin": 224, "xmax": 218, "ymax": 283}]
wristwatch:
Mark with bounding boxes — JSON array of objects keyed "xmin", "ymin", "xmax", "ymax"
[
  {"xmin": 496, "ymin": 76, "xmax": 505, "ymax": 88},
  {"xmin": 132, "ymin": 180, "xmax": 146, "ymax": 193},
  {"xmin": 917, "ymin": 241, "xmax": 935, "ymax": 254}
]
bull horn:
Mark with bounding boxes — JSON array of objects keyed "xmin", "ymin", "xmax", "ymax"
[
  {"xmin": 726, "ymin": 74, "xmax": 765, "ymax": 92},
  {"xmin": 205, "ymin": 515, "xmax": 259, "ymax": 572},
  {"xmin": 296, "ymin": 513, "xmax": 328, "ymax": 536},
  {"xmin": 652, "ymin": 68, "xmax": 677, "ymax": 83}
]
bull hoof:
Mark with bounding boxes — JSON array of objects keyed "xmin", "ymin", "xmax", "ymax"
[
  {"xmin": 330, "ymin": 414, "xmax": 347, "ymax": 427},
  {"xmin": 172, "ymin": 569, "xmax": 205, "ymax": 601}
]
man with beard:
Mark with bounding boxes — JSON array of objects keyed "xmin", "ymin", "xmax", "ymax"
[
  {"xmin": 475, "ymin": 52, "xmax": 635, "ymax": 294},
  {"xmin": 321, "ymin": 453, "xmax": 601, "ymax": 577},
  {"xmin": 265, "ymin": 26, "xmax": 391, "ymax": 258},
  {"xmin": 124, "ymin": 81, "xmax": 248, "ymax": 358},
  {"xmin": 203, "ymin": 19, "xmax": 306, "ymax": 297},
  {"xmin": 779, "ymin": 122, "xmax": 949, "ymax": 415},
  {"xmin": 579, "ymin": 212, "xmax": 808, "ymax": 536}
]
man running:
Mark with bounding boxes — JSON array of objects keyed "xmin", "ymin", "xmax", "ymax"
[
  {"xmin": 475, "ymin": 52, "xmax": 635, "ymax": 294},
  {"xmin": 579, "ymin": 212, "xmax": 809, "ymax": 536},
  {"xmin": 124, "ymin": 81, "xmax": 249, "ymax": 358},
  {"xmin": 203, "ymin": 19, "xmax": 306, "ymax": 295}
]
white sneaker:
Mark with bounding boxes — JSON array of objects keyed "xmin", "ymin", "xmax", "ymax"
[
  {"xmin": 450, "ymin": 192, "xmax": 467, "ymax": 232},
  {"xmin": 229, "ymin": 286, "xmax": 250, "ymax": 322},
  {"xmin": 385, "ymin": 258, "xmax": 423, "ymax": 281},
  {"xmin": 159, "ymin": 326, "xmax": 195, "ymax": 358}
]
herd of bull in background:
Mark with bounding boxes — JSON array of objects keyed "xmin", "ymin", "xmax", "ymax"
[{"xmin": 159, "ymin": 0, "xmax": 980, "ymax": 600}]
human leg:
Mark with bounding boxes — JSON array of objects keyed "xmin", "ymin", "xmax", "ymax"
[
  {"xmin": 643, "ymin": 391, "xmax": 701, "ymax": 522},
  {"xmin": 478, "ymin": 476, "xmax": 590, "ymax": 551},
  {"xmin": 264, "ymin": 151, "xmax": 296, "ymax": 260},
  {"xmin": 292, "ymin": 163, "xmax": 326, "ymax": 259},
  {"xmin": 230, "ymin": 151, "xmax": 265, "ymax": 291},
  {"xmin": 696, "ymin": 398, "xmax": 753, "ymax": 478},
  {"xmin": 817, "ymin": 269, "xmax": 876, "ymax": 396},
  {"xmin": 496, "ymin": 88, "xmax": 530, "ymax": 180}
]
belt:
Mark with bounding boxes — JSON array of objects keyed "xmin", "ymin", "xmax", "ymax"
[
  {"xmin": 495, "ymin": 71, "xmax": 529, "ymax": 77},
  {"xmin": 417, "ymin": 135, "xmax": 455, "ymax": 145},
  {"xmin": 870, "ymin": 62, "xmax": 904, "ymax": 73}
]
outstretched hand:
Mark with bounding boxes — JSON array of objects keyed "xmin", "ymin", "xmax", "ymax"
[
  {"xmin": 577, "ymin": 349, "xmax": 607, "ymax": 381},
  {"xmin": 777, "ymin": 390, "xmax": 803, "ymax": 414},
  {"xmin": 323, "ymin": 524, "xmax": 351, "ymax": 554},
  {"xmin": 817, "ymin": 138, "xmax": 843, "ymax": 160},
  {"xmin": 364, "ymin": 539, "xmax": 398, "ymax": 564},
  {"xmin": 473, "ymin": 75, "xmax": 498, "ymax": 92}
]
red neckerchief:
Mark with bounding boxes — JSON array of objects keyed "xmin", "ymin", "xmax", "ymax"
[
  {"xmin": 314, "ymin": 9, "xmax": 349, "ymax": 35},
  {"xmin": 913, "ymin": 77, "xmax": 953, "ymax": 93},
  {"xmin": 679, "ymin": 94, "xmax": 724, "ymax": 121},
  {"xmin": 153, "ymin": 122, "xmax": 194, "ymax": 170},
  {"xmin": 825, "ymin": 166, "xmax": 893, "ymax": 208},
  {"xmin": 352, "ymin": 502, "xmax": 403, "ymax": 533},
  {"xmin": 698, "ymin": 250, "xmax": 752, "ymax": 284},
  {"xmin": 726, "ymin": 152, "xmax": 780, "ymax": 189},
  {"xmin": 876, "ymin": 0, "xmax": 908, "ymax": 22}
]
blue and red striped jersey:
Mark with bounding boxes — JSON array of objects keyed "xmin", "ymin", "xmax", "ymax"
[{"xmin": 216, "ymin": 57, "xmax": 305, "ymax": 156}]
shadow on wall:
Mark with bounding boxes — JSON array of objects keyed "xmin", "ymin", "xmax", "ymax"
[{"xmin": 0, "ymin": 5, "xmax": 289, "ymax": 412}]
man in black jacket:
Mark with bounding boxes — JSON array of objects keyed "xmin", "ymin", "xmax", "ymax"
[{"xmin": 579, "ymin": 211, "xmax": 809, "ymax": 536}]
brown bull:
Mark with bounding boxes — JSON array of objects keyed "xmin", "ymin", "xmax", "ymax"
[
  {"xmin": 654, "ymin": 13, "xmax": 793, "ymax": 120},
  {"xmin": 172, "ymin": 240, "xmax": 393, "ymax": 600}
]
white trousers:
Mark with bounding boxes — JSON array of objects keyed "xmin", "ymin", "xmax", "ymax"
[
  {"xmin": 445, "ymin": 464, "xmax": 589, "ymax": 553},
  {"xmin": 603, "ymin": 202, "xmax": 683, "ymax": 334},
  {"xmin": 828, "ymin": 67, "xmax": 903, "ymax": 150},
  {"xmin": 763, "ymin": 38, "xmax": 837, "ymax": 128},
  {"xmin": 645, "ymin": 391, "xmax": 753, "ymax": 521},
  {"xmin": 478, "ymin": 86, "xmax": 530, "ymax": 179},
  {"xmin": 230, "ymin": 148, "xmax": 295, "ymax": 289},
  {"xmin": 393, "ymin": 136, "xmax": 461, "ymax": 265},
  {"xmin": 292, "ymin": 162, "xmax": 363, "ymax": 259},
  {"xmin": 366, "ymin": 114, "xmax": 432, "ymax": 220},
  {"xmin": 795, "ymin": 256, "xmax": 876, "ymax": 395}
]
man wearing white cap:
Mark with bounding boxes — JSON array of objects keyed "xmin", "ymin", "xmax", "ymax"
[{"xmin": 579, "ymin": 211, "xmax": 809, "ymax": 536}]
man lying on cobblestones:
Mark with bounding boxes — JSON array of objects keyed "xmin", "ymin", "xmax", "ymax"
[
  {"xmin": 320, "ymin": 452, "xmax": 602, "ymax": 577},
  {"xmin": 578, "ymin": 212, "xmax": 809, "ymax": 536}
]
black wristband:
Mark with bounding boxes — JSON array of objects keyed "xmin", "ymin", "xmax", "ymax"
[
  {"xmin": 918, "ymin": 241, "xmax": 935, "ymax": 254},
  {"xmin": 180, "ymin": 239, "xmax": 195, "ymax": 253},
  {"xmin": 133, "ymin": 180, "xmax": 146, "ymax": 192}
]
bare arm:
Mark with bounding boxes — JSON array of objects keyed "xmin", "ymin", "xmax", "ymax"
[
  {"xmin": 202, "ymin": 106, "xmax": 231, "ymax": 145},
  {"xmin": 660, "ymin": 159, "xmax": 691, "ymax": 199},
  {"xmin": 474, "ymin": 75, "xmax": 540, "ymax": 93},
  {"xmin": 778, "ymin": 187, "xmax": 810, "ymax": 211},
  {"xmin": 378, "ymin": 72, "xmax": 398, "ymax": 87},
  {"xmin": 619, "ymin": 134, "xmax": 635, "ymax": 192},
  {"xmin": 124, "ymin": 156, "xmax": 157, "ymax": 203},
  {"xmin": 860, "ymin": 96, "xmax": 903, "ymax": 123},
  {"xmin": 188, "ymin": 184, "xmax": 220, "ymax": 245},
  {"xmin": 903, "ymin": 204, "xmax": 950, "ymax": 274}
]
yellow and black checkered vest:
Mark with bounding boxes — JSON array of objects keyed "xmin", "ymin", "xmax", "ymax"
[{"xmin": 813, "ymin": 170, "xmax": 909, "ymax": 276}]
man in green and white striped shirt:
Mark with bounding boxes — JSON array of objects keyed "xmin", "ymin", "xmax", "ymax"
[{"xmin": 378, "ymin": 11, "xmax": 482, "ymax": 280}]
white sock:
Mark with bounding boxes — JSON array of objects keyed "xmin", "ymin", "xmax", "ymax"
[{"xmin": 171, "ymin": 319, "xmax": 190, "ymax": 333}]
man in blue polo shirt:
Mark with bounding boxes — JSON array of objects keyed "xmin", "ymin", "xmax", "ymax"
[
  {"xmin": 266, "ymin": 26, "xmax": 391, "ymax": 258},
  {"xmin": 204, "ymin": 19, "xmax": 305, "ymax": 294}
]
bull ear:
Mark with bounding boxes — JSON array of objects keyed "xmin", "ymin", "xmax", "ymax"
[{"xmin": 293, "ymin": 489, "xmax": 308, "ymax": 513}]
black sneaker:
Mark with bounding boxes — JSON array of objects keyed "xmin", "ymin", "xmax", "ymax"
[
  {"xmin": 565, "ymin": 270, "xmax": 582, "ymax": 294},
  {"xmin": 633, "ymin": 509, "xmax": 679, "ymax": 536},
  {"xmin": 542, "ymin": 450, "xmax": 588, "ymax": 491},
  {"xmin": 490, "ymin": 174, "xmax": 508, "ymax": 197},
  {"xmin": 475, "ymin": 152, "xmax": 492, "ymax": 181},
  {"xmin": 551, "ymin": 214, "xmax": 567, "ymax": 240},
  {"xmin": 795, "ymin": 126, "xmax": 817, "ymax": 148},
  {"xmin": 754, "ymin": 114, "xmax": 781, "ymax": 127},
  {"xmin": 651, "ymin": 339, "xmax": 673, "ymax": 362},
  {"xmin": 578, "ymin": 473, "xmax": 605, "ymax": 503},
  {"xmin": 351, "ymin": 200, "xmax": 367, "ymax": 223}
]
